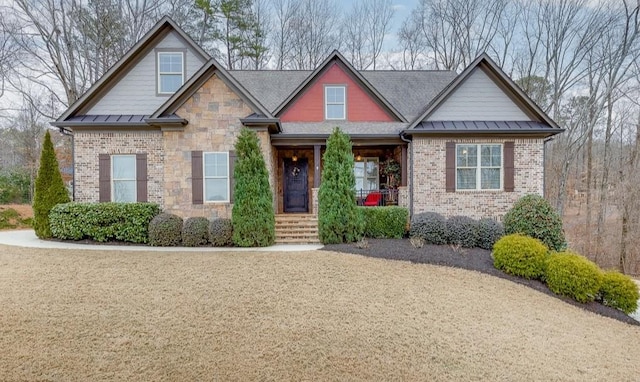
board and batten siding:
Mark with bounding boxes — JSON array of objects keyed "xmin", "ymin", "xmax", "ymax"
[
  {"xmin": 427, "ymin": 68, "xmax": 530, "ymax": 121},
  {"xmin": 87, "ymin": 31, "xmax": 206, "ymax": 115}
]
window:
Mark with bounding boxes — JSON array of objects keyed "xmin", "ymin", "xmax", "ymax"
[
  {"xmin": 325, "ymin": 86, "xmax": 346, "ymax": 120},
  {"xmin": 204, "ymin": 152, "xmax": 229, "ymax": 202},
  {"xmin": 158, "ymin": 52, "xmax": 184, "ymax": 94},
  {"xmin": 354, "ymin": 157, "xmax": 379, "ymax": 191},
  {"xmin": 112, "ymin": 155, "xmax": 137, "ymax": 202},
  {"xmin": 456, "ymin": 144, "xmax": 502, "ymax": 190}
]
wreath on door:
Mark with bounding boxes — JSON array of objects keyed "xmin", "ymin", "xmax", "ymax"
[{"xmin": 291, "ymin": 166, "xmax": 301, "ymax": 177}]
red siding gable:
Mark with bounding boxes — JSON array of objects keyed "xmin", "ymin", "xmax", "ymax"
[{"xmin": 280, "ymin": 63, "xmax": 394, "ymax": 122}]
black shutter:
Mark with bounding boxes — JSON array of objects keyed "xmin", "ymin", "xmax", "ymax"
[
  {"xmin": 445, "ymin": 142, "xmax": 456, "ymax": 192},
  {"xmin": 229, "ymin": 150, "xmax": 237, "ymax": 203},
  {"xmin": 192, "ymin": 151, "xmax": 203, "ymax": 204},
  {"xmin": 504, "ymin": 142, "xmax": 515, "ymax": 192},
  {"xmin": 99, "ymin": 154, "xmax": 111, "ymax": 202},
  {"xmin": 136, "ymin": 153, "xmax": 148, "ymax": 202}
]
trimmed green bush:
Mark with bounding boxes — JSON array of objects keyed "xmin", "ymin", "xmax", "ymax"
[
  {"xmin": 409, "ymin": 212, "xmax": 447, "ymax": 245},
  {"xmin": 210, "ymin": 218, "xmax": 233, "ymax": 247},
  {"xmin": 50, "ymin": 202, "xmax": 161, "ymax": 243},
  {"xmin": 476, "ymin": 218, "xmax": 504, "ymax": 250},
  {"xmin": 318, "ymin": 127, "xmax": 364, "ymax": 244},
  {"xmin": 503, "ymin": 194, "xmax": 565, "ymax": 251},
  {"xmin": 182, "ymin": 217, "xmax": 210, "ymax": 247},
  {"xmin": 599, "ymin": 270, "xmax": 639, "ymax": 314},
  {"xmin": 493, "ymin": 234, "xmax": 548, "ymax": 279},
  {"xmin": 358, "ymin": 206, "xmax": 408, "ymax": 239},
  {"xmin": 149, "ymin": 213, "xmax": 183, "ymax": 246},
  {"xmin": 33, "ymin": 130, "xmax": 70, "ymax": 238},
  {"xmin": 232, "ymin": 128, "xmax": 275, "ymax": 247},
  {"xmin": 446, "ymin": 216, "xmax": 478, "ymax": 248},
  {"xmin": 545, "ymin": 251, "xmax": 603, "ymax": 303}
]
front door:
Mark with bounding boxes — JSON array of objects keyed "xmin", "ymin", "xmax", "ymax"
[{"xmin": 284, "ymin": 159, "xmax": 308, "ymax": 212}]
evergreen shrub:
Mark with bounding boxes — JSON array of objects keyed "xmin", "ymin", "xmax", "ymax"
[
  {"xmin": 493, "ymin": 234, "xmax": 548, "ymax": 280},
  {"xmin": 409, "ymin": 212, "xmax": 447, "ymax": 245},
  {"xmin": 182, "ymin": 217, "xmax": 210, "ymax": 247},
  {"xmin": 33, "ymin": 130, "xmax": 70, "ymax": 238},
  {"xmin": 598, "ymin": 270, "xmax": 639, "ymax": 314},
  {"xmin": 149, "ymin": 213, "xmax": 183, "ymax": 246},
  {"xmin": 210, "ymin": 218, "xmax": 233, "ymax": 247},
  {"xmin": 475, "ymin": 218, "xmax": 504, "ymax": 250},
  {"xmin": 232, "ymin": 128, "xmax": 275, "ymax": 247},
  {"xmin": 545, "ymin": 251, "xmax": 603, "ymax": 303},
  {"xmin": 446, "ymin": 216, "xmax": 478, "ymax": 248},
  {"xmin": 50, "ymin": 202, "xmax": 161, "ymax": 243},
  {"xmin": 503, "ymin": 194, "xmax": 565, "ymax": 251},
  {"xmin": 318, "ymin": 127, "xmax": 364, "ymax": 243},
  {"xmin": 358, "ymin": 206, "xmax": 408, "ymax": 239}
]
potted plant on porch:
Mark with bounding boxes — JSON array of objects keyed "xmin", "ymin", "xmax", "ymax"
[{"xmin": 380, "ymin": 157, "xmax": 400, "ymax": 205}]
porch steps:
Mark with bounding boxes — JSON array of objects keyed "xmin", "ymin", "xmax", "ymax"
[{"xmin": 275, "ymin": 214, "xmax": 320, "ymax": 244}]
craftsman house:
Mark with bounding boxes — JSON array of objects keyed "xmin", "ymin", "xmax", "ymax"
[{"xmin": 52, "ymin": 17, "xmax": 563, "ymax": 242}]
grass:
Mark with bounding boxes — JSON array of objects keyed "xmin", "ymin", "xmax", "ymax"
[{"xmin": 1, "ymin": 245, "xmax": 640, "ymax": 381}]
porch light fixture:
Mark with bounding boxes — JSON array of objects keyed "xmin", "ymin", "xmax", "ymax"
[
  {"xmin": 292, "ymin": 151, "xmax": 298, "ymax": 162},
  {"xmin": 356, "ymin": 153, "xmax": 362, "ymax": 161}
]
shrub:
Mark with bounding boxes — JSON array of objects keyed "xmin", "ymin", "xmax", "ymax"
[
  {"xmin": 493, "ymin": 234, "xmax": 548, "ymax": 279},
  {"xmin": 318, "ymin": 127, "xmax": 364, "ymax": 244},
  {"xmin": 182, "ymin": 217, "xmax": 210, "ymax": 247},
  {"xmin": 598, "ymin": 271, "xmax": 639, "ymax": 314},
  {"xmin": 409, "ymin": 212, "xmax": 447, "ymax": 245},
  {"xmin": 50, "ymin": 202, "xmax": 161, "ymax": 243},
  {"xmin": 545, "ymin": 252, "xmax": 603, "ymax": 303},
  {"xmin": 358, "ymin": 206, "xmax": 408, "ymax": 239},
  {"xmin": 232, "ymin": 128, "xmax": 275, "ymax": 247},
  {"xmin": 33, "ymin": 131, "xmax": 70, "ymax": 238},
  {"xmin": 446, "ymin": 216, "xmax": 478, "ymax": 248},
  {"xmin": 210, "ymin": 218, "xmax": 233, "ymax": 247},
  {"xmin": 475, "ymin": 218, "xmax": 504, "ymax": 250},
  {"xmin": 149, "ymin": 213, "xmax": 183, "ymax": 246},
  {"xmin": 503, "ymin": 194, "xmax": 565, "ymax": 251}
]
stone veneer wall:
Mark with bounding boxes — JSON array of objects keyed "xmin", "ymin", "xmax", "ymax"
[
  {"xmin": 73, "ymin": 130, "xmax": 164, "ymax": 203},
  {"xmin": 163, "ymin": 74, "xmax": 274, "ymax": 219},
  {"xmin": 411, "ymin": 137, "xmax": 544, "ymax": 220}
]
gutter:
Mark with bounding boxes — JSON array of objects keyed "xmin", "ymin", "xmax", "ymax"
[{"xmin": 56, "ymin": 126, "xmax": 75, "ymax": 201}]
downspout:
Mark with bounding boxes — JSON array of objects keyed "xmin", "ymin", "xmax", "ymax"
[
  {"xmin": 59, "ymin": 127, "xmax": 75, "ymax": 201},
  {"xmin": 542, "ymin": 136, "xmax": 555, "ymax": 199},
  {"xmin": 400, "ymin": 132, "xmax": 413, "ymax": 217}
]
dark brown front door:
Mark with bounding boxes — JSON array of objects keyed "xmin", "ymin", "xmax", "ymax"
[{"xmin": 284, "ymin": 159, "xmax": 308, "ymax": 212}]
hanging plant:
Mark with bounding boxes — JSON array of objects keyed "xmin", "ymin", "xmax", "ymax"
[{"xmin": 380, "ymin": 157, "xmax": 401, "ymax": 189}]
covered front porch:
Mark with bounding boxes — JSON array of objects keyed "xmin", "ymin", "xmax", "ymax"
[{"xmin": 271, "ymin": 139, "xmax": 409, "ymax": 215}]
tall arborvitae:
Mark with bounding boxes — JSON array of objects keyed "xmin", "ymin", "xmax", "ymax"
[
  {"xmin": 33, "ymin": 130, "xmax": 70, "ymax": 238},
  {"xmin": 232, "ymin": 128, "xmax": 275, "ymax": 246},
  {"xmin": 318, "ymin": 127, "xmax": 364, "ymax": 244}
]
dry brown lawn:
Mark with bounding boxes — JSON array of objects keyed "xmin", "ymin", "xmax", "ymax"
[{"xmin": 1, "ymin": 245, "xmax": 639, "ymax": 381}]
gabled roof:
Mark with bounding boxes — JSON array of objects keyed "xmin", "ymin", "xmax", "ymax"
[
  {"xmin": 406, "ymin": 53, "xmax": 561, "ymax": 130},
  {"xmin": 54, "ymin": 16, "xmax": 210, "ymax": 124},
  {"xmin": 270, "ymin": 50, "xmax": 407, "ymax": 122}
]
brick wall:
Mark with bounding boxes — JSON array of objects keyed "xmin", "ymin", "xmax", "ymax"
[
  {"xmin": 411, "ymin": 137, "xmax": 544, "ymax": 220},
  {"xmin": 74, "ymin": 130, "xmax": 164, "ymax": 203}
]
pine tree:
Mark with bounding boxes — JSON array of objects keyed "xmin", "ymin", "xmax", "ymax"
[
  {"xmin": 232, "ymin": 128, "xmax": 275, "ymax": 246},
  {"xmin": 33, "ymin": 130, "xmax": 70, "ymax": 238},
  {"xmin": 318, "ymin": 127, "xmax": 364, "ymax": 244}
]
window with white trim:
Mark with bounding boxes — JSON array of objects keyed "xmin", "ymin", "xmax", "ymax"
[
  {"xmin": 158, "ymin": 52, "xmax": 184, "ymax": 94},
  {"xmin": 325, "ymin": 86, "xmax": 346, "ymax": 120},
  {"xmin": 456, "ymin": 144, "xmax": 502, "ymax": 190},
  {"xmin": 354, "ymin": 157, "xmax": 379, "ymax": 191},
  {"xmin": 112, "ymin": 155, "xmax": 137, "ymax": 202},
  {"xmin": 204, "ymin": 152, "xmax": 229, "ymax": 202}
]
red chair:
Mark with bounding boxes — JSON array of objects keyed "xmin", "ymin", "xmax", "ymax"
[{"xmin": 362, "ymin": 192, "xmax": 382, "ymax": 206}]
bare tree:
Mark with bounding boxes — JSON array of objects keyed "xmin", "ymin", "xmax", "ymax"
[
  {"xmin": 270, "ymin": 0, "xmax": 301, "ymax": 70},
  {"xmin": 397, "ymin": 13, "xmax": 428, "ymax": 70},
  {"xmin": 343, "ymin": 0, "xmax": 395, "ymax": 70}
]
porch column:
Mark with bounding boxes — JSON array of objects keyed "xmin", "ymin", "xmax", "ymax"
[
  {"xmin": 314, "ymin": 144, "xmax": 321, "ymax": 187},
  {"xmin": 401, "ymin": 145, "xmax": 408, "ymax": 187}
]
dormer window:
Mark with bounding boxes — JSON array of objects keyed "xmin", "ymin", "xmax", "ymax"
[
  {"xmin": 325, "ymin": 86, "xmax": 346, "ymax": 120},
  {"xmin": 157, "ymin": 52, "xmax": 184, "ymax": 94}
]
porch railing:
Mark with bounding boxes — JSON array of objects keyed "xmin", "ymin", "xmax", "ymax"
[{"xmin": 355, "ymin": 189, "xmax": 399, "ymax": 207}]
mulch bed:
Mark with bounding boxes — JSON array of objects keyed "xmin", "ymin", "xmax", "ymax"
[{"xmin": 323, "ymin": 238, "xmax": 640, "ymax": 326}]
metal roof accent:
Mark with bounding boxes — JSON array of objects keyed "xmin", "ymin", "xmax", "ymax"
[
  {"xmin": 407, "ymin": 120, "xmax": 564, "ymax": 137},
  {"xmin": 50, "ymin": 114, "xmax": 150, "ymax": 127}
]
